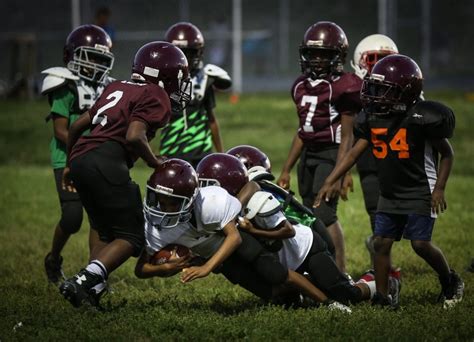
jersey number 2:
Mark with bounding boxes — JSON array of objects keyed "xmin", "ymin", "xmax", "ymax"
[
  {"xmin": 371, "ymin": 128, "xmax": 410, "ymax": 159},
  {"xmin": 92, "ymin": 90, "xmax": 124, "ymax": 126}
]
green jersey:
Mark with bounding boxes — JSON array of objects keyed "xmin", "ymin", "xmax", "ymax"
[{"xmin": 48, "ymin": 87, "xmax": 81, "ymax": 169}]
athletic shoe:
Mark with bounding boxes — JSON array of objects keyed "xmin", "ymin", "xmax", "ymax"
[
  {"xmin": 325, "ymin": 300, "xmax": 352, "ymax": 314},
  {"xmin": 44, "ymin": 253, "xmax": 65, "ymax": 284},
  {"xmin": 372, "ymin": 292, "xmax": 394, "ymax": 308},
  {"xmin": 388, "ymin": 273, "xmax": 402, "ymax": 309},
  {"xmin": 59, "ymin": 269, "xmax": 103, "ymax": 308},
  {"xmin": 439, "ymin": 270, "xmax": 464, "ymax": 309}
]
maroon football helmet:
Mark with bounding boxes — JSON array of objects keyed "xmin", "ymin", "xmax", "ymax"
[
  {"xmin": 145, "ymin": 159, "xmax": 199, "ymax": 228},
  {"xmin": 196, "ymin": 153, "xmax": 248, "ymax": 196},
  {"xmin": 361, "ymin": 54, "xmax": 423, "ymax": 114},
  {"xmin": 299, "ymin": 21, "xmax": 348, "ymax": 79},
  {"xmin": 226, "ymin": 145, "xmax": 271, "ymax": 172},
  {"xmin": 131, "ymin": 41, "xmax": 191, "ymax": 109},
  {"xmin": 63, "ymin": 24, "xmax": 114, "ymax": 83},
  {"xmin": 165, "ymin": 22, "xmax": 204, "ymax": 77}
]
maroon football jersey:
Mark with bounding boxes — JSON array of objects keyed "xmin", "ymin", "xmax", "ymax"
[
  {"xmin": 291, "ymin": 72, "xmax": 362, "ymax": 147},
  {"xmin": 70, "ymin": 80, "xmax": 171, "ymax": 163}
]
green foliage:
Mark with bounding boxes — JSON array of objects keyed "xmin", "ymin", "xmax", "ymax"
[{"xmin": 0, "ymin": 93, "xmax": 473, "ymax": 340}]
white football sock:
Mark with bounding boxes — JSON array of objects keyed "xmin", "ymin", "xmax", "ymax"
[{"xmin": 86, "ymin": 260, "xmax": 108, "ymax": 280}]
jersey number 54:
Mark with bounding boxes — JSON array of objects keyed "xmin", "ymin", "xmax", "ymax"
[{"xmin": 371, "ymin": 128, "xmax": 410, "ymax": 159}]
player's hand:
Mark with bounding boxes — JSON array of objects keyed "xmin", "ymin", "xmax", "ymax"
[
  {"xmin": 277, "ymin": 172, "xmax": 291, "ymax": 190},
  {"xmin": 431, "ymin": 188, "xmax": 447, "ymax": 215},
  {"xmin": 314, "ymin": 182, "xmax": 338, "ymax": 208},
  {"xmin": 166, "ymin": 248, "xmax": 191, "ymax": 271},
  {"xmin": 180, "ymin": 265, "xmax": 211, "ymax": 283},
  {"xmin": 61, "ymin": 167, "xmax": 77, "ymax": 193},
  {"xmin": 340, "ymin": 173, "xmax": 354, "ymax": 201},
  {"xmin": 237, "ymin": 217, "xmax": 254, "ymax": 233}
]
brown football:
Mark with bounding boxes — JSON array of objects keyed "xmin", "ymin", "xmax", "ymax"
[{"xmin": 151, "ymin": 244, "xmax": 191, "ymax": 265}]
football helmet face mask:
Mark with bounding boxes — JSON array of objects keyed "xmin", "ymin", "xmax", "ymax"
[
  {"xmin": 165, "ymin": 22, "xmax": 205, "ymax": 77},
  {"xmin": 64, "ymin": 25, "xmax": 114, "ymax": 84},
  {"xmin": 131, "ymin": 41, "xmax": 192, "ymax": 110},
  {"xmin": 196, "ymin": 153, "xmax": 249, "ymax": 196},
  {"xmin": 351, "ymin": 34, "xmax": 399, "ymax": 79},
  {"xmin": 299, "ymin": 21, "xmax": 348, "ymax": 79},
  {"xmin": 144, "ymin": 159, "xmax": 199, "ymax": 228},
  {"xmin": 361, "ymin": 54, "xmax": 423, "ymax": 115}
]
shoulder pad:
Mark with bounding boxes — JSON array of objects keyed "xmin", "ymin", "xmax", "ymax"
[
  {"xmin": 410, "ymin": 101, "xmax": 455, "ymax": 138},
  {"xmin": 203, "ymin": 64, "xmax": 232, "ymax": 90},
  {"xmin": 245, "ymin": 191, "xmax": 281, "ymax": 219},
  {"xmin": 41, "ymin": 67, "xmax": 78, "ymax": 95}
]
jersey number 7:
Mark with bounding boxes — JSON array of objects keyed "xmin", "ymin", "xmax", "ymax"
[{"xmin": 371, "ymin": 128, "xmax": 410, "ymax": 159}]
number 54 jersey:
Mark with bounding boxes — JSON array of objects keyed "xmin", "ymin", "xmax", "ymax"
[
  {"xmin": 354, "ymin": 100, "xmax": 455, "ymax": 217},
  {"xmin": 70, "ymin": 80, "xmax": 171, "ymax": 164}
]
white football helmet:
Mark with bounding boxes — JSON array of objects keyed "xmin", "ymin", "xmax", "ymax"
[{"xmin": 351, "ymin": 34, "xmax": 399, "ymax": 79}]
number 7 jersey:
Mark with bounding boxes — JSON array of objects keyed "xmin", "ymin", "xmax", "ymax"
[
  {"xmin": 70, "ymin": 80, "xmax": 171, "ymax": 164},
  {"xmin": 291, "ymin": 72, "xmax": 362, "ymax": 147},
  {"xmin": 354, "ymin": 100, "xmax": 455, "ymax": 216}
]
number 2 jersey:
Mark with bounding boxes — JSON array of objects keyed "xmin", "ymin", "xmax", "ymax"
[
  {"xmin": 354, "ymin": 100, "xmax": 455, "ymax": 216},
  {"xmin": 291, "ymin": 72, "xmax": 362, "ymax": 147},
  {"xmin": 70, "ymin": 80, "xmax": 171, "ymax": 164}
]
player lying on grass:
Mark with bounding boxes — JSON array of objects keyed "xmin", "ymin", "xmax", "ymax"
[
  {"xmin": 135, "ymin": 158, "xmax": 350, "ymax": 312},
  {"xmin": 225, "ymin": 146, "xmax": 401, "ymax": 306},
  {"xmin": 315, "ymin": 54, "xmax": 464, "ymax": 308}
]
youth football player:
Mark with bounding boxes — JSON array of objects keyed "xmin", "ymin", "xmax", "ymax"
[
  {"xmin": 41, "ymin": 25, "xmax": 114, "ymax": 284},
  {"xmin": 316, "ymin": 54, "xmax": 464, "ymax": 308}
]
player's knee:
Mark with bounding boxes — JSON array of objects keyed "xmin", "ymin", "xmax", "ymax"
[
  {"xmin": 59, "ymin": 201, "xmax": 83, "ymax": 234},
  {"xmin": 411, "ymin": 240, "xmax": 430, "ymax": 256},
  {"xmin": 373, "ymin": 236, "xmax": 391, "ymax": 255},
  {"xmin": 312, "ymin": 205, "xmax": 337, "ymax": 227}
]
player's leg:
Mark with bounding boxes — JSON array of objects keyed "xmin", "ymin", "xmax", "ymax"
[
  {"xmin": 372, "ymin": 212, "xmax": 402, "ymax": 304},
  {"xmin": 45, "ymin": 168, "xmax": 84, "ymax": 283},
  {"xmin": 358, "ymin": 170, "xmax": 379, "ymax": 262},
  {"xmin": 406, "ymin": 214, "xmax": 464, "ymax": 308},
  {"xmin": 302, "ymin": 231, "xmax": 371, "ymax": 304},
  {"xmin": 311, "ymin": 159, "xmax": 345, "ymax": 273}
]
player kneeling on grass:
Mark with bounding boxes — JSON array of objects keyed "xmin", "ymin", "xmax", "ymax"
[
  {"xmin": 315, "ymin": 54, "xmax": 464, "ymax": 309},
  {"xmin": 136, "ymin": 158, "xmax": 349, "ymax": 312},
  {"xmin": 59, "ymin": 41, "xmax": 191, "ymax": 308}
]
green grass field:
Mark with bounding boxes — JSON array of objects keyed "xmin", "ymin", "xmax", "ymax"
[{"xmin": 0, "ymin": 92, "xmax": 473, "ymax": 340}]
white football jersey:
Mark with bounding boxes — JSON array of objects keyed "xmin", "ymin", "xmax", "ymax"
[
  {"xmin": 145, "ymin": 186, "xmax": 241, "ymax": 259},
  {"xmin": 251, "ymin": 196, "xmax": 314, "ymax": 271}
]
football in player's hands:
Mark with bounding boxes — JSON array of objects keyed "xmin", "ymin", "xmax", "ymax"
[{"xmin": 151, "ymin": 244, "xmax": 191, "ymax": 265}]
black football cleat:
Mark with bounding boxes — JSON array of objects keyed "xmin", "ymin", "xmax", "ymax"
[
  {"xmin": 439, "ymin": 270, "xmax": 464, "ymax": 309},
  {"xmin": 44, "ymin": 253, "xmax": 65, "ymax": 284},
  {"xmin": 59, "ymin": 269, "xmax": 103, "ymax": 308}
]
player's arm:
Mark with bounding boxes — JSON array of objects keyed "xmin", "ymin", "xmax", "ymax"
[
  {"xmin": 66, "ymin": 111, "xmax": 91, "ymax": 161},
  {"xmin": 62, "ymin": 112, "xmax": 91, "ymax": 191},
  {"xmin": 314, "ymin": 138, "xmax": 369, "ymax": 207},
  {"xmin": 277, "ymin": 132, "xmax": 304, "ymax": 190},
  {"xmin": 237, "ymin": 181, "xmax": 261, "ymax": 207},
  {"xmin": 181, "ymin": 220, "xmax": 242, "ymax": 283},
  {"xmin": 238, "ymin": 217, "xmax": 295, "ymax": 239},
  {"xmin": 134, "ymin": 249, "xmax": 191, "ymax": 278},
  {"xmin": 52, "ymin": 114, "xmax": 69, "ymax": 144},
  {"xmin": 126, "ymin": 121, "xmax": 162, "ymax": 168},
  {"xmin": 336, "ymin": 113, "xmax": 356, "ymax": 200},
  {"xmin": 430, "ymin": 138, "xmax": 454, "ymax": 214},
  {"xmin": 208, "ymin": 109, "xmax": 224, "ymax": 152}
]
